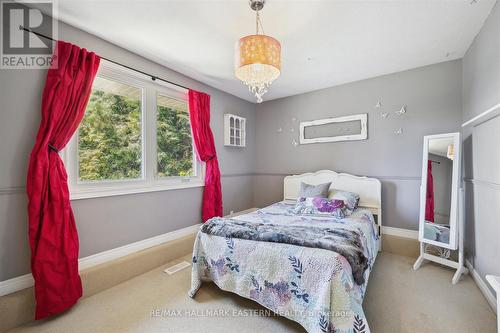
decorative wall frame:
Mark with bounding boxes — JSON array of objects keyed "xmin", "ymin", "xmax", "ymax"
[
  {"xmin": 299, "ymin": 114, "xmax": 368, "ymax": 144},
  {"xmin": 224, "ymin": 114, "xmax": 246, "ymax": 147}
]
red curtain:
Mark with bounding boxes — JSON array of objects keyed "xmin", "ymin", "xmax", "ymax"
[
  {"xmin": 425, "ymin": 160, "xmax": 435, "ymax": 222},
  {"xmin": 188, "ymin": 90, "xmax": 223, "ymax": 222},
  {"xmin": 26, "ymin": 41, "xmax": 100, "ymax": 319}
]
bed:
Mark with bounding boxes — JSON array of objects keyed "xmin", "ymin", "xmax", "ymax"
[{"xmin": 189, "ymin": 170, "xmax": 382, "ymax": 333}]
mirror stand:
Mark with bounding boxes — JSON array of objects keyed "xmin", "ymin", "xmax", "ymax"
[
  {"xmin": 413, "ymin": 132, "xmax": 468, "ymax": 284},
  {"xmin": 413, "ymin": 188, "xmax": 469, "ymax": 284}
]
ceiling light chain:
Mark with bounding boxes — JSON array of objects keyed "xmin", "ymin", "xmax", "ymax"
[
  {"xmin": 255, "ymin": 10, "xmax": 265, "ymax": 35},
  {"xmin": 256, "ymin": 10, "xmax": 259, "ymax": 34}
]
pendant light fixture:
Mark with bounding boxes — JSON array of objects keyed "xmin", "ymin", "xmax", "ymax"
[{"xmin": 235, "ymin": 0, "xmax": 281, "ymax": 103}]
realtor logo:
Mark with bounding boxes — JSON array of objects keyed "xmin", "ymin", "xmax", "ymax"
[{"xmin": 1, "ymin": 0, "xmax": 57, "ymax": 68}]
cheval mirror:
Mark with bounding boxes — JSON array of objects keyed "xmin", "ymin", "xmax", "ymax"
[{"xmin": 413, "ymin": 132, "xmax": 468, "ymax": 284}]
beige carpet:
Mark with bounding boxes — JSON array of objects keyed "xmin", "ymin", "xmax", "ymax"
[{"xmin": 8, "ymin": 253, "xmax": 496, "ymax": 333}]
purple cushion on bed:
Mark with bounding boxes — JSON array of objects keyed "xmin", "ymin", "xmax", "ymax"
[{"xmin": 294, "ymin": 197, "xmax": 346, "ymax": 218}]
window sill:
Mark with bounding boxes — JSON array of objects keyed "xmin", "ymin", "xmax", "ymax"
[{"xmin": 70, "ymin": 181, "xmax": 205, "ymax": 200}]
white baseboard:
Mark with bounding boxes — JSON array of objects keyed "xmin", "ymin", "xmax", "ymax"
[
  {"xmin": 0, "ymin": 274, "xmax": 34, "ymax": 297},
  {"xmin": 382, "ymin": 226, "xmax": 418, "ymax": 239},
  {"xmin": 0, "ymin": 224, "xmax": 201, "ymax": 297},
  {"xmin": 465, "ymin": 259, "xmax": 497, "ymax": 314},
  {"xmin": 78, "ymin": 224, "xmax": 200, "ymax": 270}
]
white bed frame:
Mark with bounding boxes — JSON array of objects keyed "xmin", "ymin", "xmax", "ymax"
[{"xmin": 284, "ymin": 170, "xmax": 383, "ymax": 248}]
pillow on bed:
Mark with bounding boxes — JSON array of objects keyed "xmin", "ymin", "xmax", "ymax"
[
  {"xmin": 293, "ymin": 197, "xmax": 346, "ymax": 218},
  {"xmin": 298, "ymin": 182, "xmax": 331, "ymax": 198},
  {"xmin": 328, "ymin": 190, "xmax": 360, "ymax": 215}
]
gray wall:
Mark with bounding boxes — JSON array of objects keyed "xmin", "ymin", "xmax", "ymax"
[
  {"xmin": 0, "ymin": 20, "xmax": 256, "ymax": 281},
  {"xmin": 462, "ymin": 2, "xmax": 500, "ymax": 293},
  {"xmin": 253, "ymin": 60, "xmax": 463, "ymax": 230},
  {"xmin": 462, "ymin": 2, "xmax": 500, "ymax": 123}
]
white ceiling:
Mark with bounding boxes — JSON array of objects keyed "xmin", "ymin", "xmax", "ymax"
[{"xmin": 55, "ymin": 0, "xmax": 496, "ymax": 103}]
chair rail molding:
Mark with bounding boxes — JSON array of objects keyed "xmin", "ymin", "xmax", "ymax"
[
  {"xmin": 464, "ymin": 178, "xmax": 500, "ymax": 191},
  {"xmin": 0, "ymin": 186, "xmax": 25, "ymax": 195}
]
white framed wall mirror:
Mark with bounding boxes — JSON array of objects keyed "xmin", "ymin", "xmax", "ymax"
[{"xmin": 418, "ymin": 132, "xmax": 460, "ymax": 250}]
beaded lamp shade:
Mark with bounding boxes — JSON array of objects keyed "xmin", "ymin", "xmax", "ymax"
[{"xmin": 235, "ymin": 0, "xmax": 281, "ymax": 103}]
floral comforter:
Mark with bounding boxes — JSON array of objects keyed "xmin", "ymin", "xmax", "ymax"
[{"xmin": 189, "ymin": 201, "xmax": 379, "ymax": 333}]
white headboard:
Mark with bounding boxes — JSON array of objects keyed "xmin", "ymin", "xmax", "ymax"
[{"xmin": 283, "ymin": 170, "xmax": 382, "ymax": 231}]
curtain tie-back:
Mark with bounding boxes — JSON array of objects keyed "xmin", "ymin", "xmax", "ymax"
[{"xmin": 48, "ymin": 143, "xmax": 59, "ymax": 153}]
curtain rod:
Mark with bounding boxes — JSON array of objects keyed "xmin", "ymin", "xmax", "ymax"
[{"xmin": 20, "ymin": 26, "xmax": 190, "ymax": 91}]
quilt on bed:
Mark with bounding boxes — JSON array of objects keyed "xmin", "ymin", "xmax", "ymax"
[{"xmin": 189, "ymin": 201, "xmax": 379, "ymax": 333}]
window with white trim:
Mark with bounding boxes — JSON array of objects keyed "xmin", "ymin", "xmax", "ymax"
[{"xmin": 64, "ymin": 61, "xmax": 203, "ymax": 200}]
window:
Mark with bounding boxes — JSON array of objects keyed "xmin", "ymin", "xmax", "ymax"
[
  {"xmin": 78, "ymin": 76, "xmax": 143, "ymax": 181},
  {"xmin": 156, "ymin": 94, "xmax": 194, "ymax": 178},
  {"xmin": 64, "ymin": 61, "xmax": 203, "ymax": 200}
]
